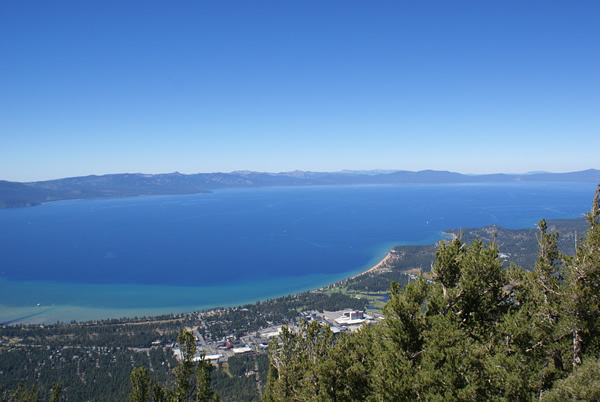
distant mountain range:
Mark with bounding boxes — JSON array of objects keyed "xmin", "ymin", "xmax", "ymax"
[{"xmin": 1, "ymin": 169, "xmax": 599, "ymax": 208}]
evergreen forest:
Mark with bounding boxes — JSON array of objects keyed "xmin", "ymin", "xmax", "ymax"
[{"xmin": 263, "ymin": 187, "xmax": 600, "ymax": 401}]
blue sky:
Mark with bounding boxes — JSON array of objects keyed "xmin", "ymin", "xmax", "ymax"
[{"xmin": 1, "ymin": 1, "xmax": 599, "ymax": 182}]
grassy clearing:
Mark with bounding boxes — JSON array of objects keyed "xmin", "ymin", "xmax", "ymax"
[{"xmin": 320, "ymin": 285, "xmax": 389, "ymax": 313}]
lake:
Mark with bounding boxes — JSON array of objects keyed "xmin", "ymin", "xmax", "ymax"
[{"xmin": 0, "ymin": 182, "xmax": 596, "ymax": 324}]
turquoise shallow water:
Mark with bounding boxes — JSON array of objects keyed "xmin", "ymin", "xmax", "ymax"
[{"xmin": 0, "ymin": 182, "xmax": 596, "ymax": 324}]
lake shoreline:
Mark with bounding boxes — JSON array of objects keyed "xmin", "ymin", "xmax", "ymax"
[
  {"xmin": 2, "ymin": 182, "xmax": 595, "ymax": 325},
  {"xmin": 0, "ymin": 245, "xmax": 401, "ymax": 326},
  {"xmin": 349, "ymin": 252, "xmax": 395, "ymax": 280}
]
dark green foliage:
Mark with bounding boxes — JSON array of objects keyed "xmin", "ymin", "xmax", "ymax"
[
  {"xmin": 432, "ymin": 237, "xmax": 464, "ymax": 290},
  {"xmin": 563, "ymin": 186, "xmax": 600, "ymax": 368},
  {"xmin": 345, "ymin": 270, "xmax": 410, "ymax": 292},
  {"xmin": 1, "ymin": 384, "xmax": 39, "ymax": 402},
  {"xmin": 264, "ymin": 319, "xmax": 335, "ymax": 400},
  {"xmin": 265, "ymin": 187, "xmax": 600, "ymax": 400},
  {"xmin": 49, "ymin": 383, "xmax": 63, "ymax": 402},
  {"xmin": 130, "ymin": 367, "xmax": 152, "ymax": 402},
  {"xmin": 379, "ymin": 219, "xmax": 588, "ymax": 279},
  {"xmin": 172, "ymin": 332, "xmax": 197, "ymax": 400},
  {"xmin": 0, "ymin": 345, "xmax": 155, "ymax": 401},
  {"xmin": 542, "ymin": 356, "xmax": 600, "ymax": 401},
  {"xmin": 370, "ymin": 278, "xmax": 428, "ymax": 400},
  {"xmin": 264, "ymin": 319, "xmax": 373, "ymax": 401},
  {"xmin": 211, "ymin": 362, "xmax": 259, "ymax": 402},
  {"xmin": 0, "ymin": 382, "xmax": 62, "ymax": 402},
  {"xmin": 130, "ymin": 331, "xmax": 217, "ymax": 401}
]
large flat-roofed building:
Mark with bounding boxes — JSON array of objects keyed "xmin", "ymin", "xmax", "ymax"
[{"xmin": 330, "ymin": 310, "xmax": 372, "ymax": 326}]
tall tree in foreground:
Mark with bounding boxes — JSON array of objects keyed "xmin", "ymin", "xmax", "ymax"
[
  {"xmin": 264, "ymin": 319, "xmax": 335, "ymax": 400},
  {"xmin": 264, "ymin": 318, "xmax": 374, "ymax": 401},
  {"xmin": 371, "ymin": 277, "xmax": 428, "ymax": 399},
  {"xmin": 563, "ymin": 185, "xmax": 600, "ymax": 368},
  {"xmin": 419, "ymin": 237, "xmax": 511, "ymax": 399},
  {"xmin": 129, "ymin": 331, "xmax": 217, "ymax": 402},
  {"xmin": 1, "ymin": 383, "xmax": 63, "ymax": 402},
  {"xmin": 129, "ymin": 367, "xmax": 152, "ymax": 402}
]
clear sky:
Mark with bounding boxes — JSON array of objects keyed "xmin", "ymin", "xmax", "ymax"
[{"xmin": 1, "ymin": 1, "xmax": 599, "ymax": 182}]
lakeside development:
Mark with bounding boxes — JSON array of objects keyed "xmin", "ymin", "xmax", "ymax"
[
  {"xmin": 0, "ymin": 215, "xmax": 594, "ymax": 400},
  {"xmin": 1, "ymin": 182, "xmax": 595, "ymax": 326},
  {"xmin": 3, "ymin": 216, "xmax": 587, "ymax": 326}
]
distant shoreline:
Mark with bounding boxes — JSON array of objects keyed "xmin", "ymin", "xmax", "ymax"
[{"xmin": 3, "ymin": 169, "xmax": 599, "ymax": 209}]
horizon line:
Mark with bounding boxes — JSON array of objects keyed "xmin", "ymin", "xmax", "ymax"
[{"xmin": 4, "ymin": 168, "xmax": 600, "ymax": 184}]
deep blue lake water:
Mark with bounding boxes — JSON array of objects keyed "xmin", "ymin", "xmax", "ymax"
[{"xmin": 0, "ymin": 182, "xmax": 596, "ymax": 324}]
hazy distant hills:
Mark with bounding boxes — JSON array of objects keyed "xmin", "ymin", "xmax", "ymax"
[{"xmin": 1, "ymin": 169, "xmax": 599, "ymax": 208}]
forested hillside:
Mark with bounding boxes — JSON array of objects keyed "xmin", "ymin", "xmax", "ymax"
[
  {"xmin": 0, "ymin": 291, "xmax": 366, "ymax": 400},
  {"xmin": 264, "ymin": 187, "xmax": 600, "ymax": 400}
]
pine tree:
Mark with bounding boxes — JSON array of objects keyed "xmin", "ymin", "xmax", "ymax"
[
  {"xmin": 529, "ymin": 219, "xmax": 568, "ymax": 387},
  {"xmin": 128, "ymin": 331, "xmax": 217, "ymax": 402},
  {"xmin": 173, "ymin": 331, "xmax": 197, "ymax": 400},
  {"xmin": 371, "ymin": 278, "xmax": 428, "ymax": 399},
  {"xmin": 264, "ymin": 319, "xmax": 335, "ymax": 400},
  {"xmin": 541, "ymin": 356, "xmax": 600, "ymax": 401},
  {"xmin": 563, "ymin": 185, "xmax": 600, "ymax": 368},
  {"xmin": 318, "ymin": 326, "xmax": 374, "ymax": 401},
  {"xmin": 454, "ymin": 237, "xmax": 507, "ymax": 332},
  {"xmin": 432, "ymin": 236, "xmax": 464, "ymax": 295},
  {"xmin": 129, "ymin": 367, "xmax": 152, "ymax": 402}
]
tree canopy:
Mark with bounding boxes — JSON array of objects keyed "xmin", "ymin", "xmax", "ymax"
[
  {"xmin": 129, "ymin": 331, "xmax": 217, "ymax": 402},
  {"xmin": 264, "ymin": 186, "xmax": 600, "ymax": 401}
]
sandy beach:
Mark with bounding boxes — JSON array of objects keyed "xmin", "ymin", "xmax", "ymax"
[{"xmin": 349, "ymin": 251, "xmax": 395, "ymax": 280}]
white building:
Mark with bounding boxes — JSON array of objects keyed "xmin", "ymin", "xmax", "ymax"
[{"xmin": 334, "ymin": 310, "xmax": 372, "ymax": 326}]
